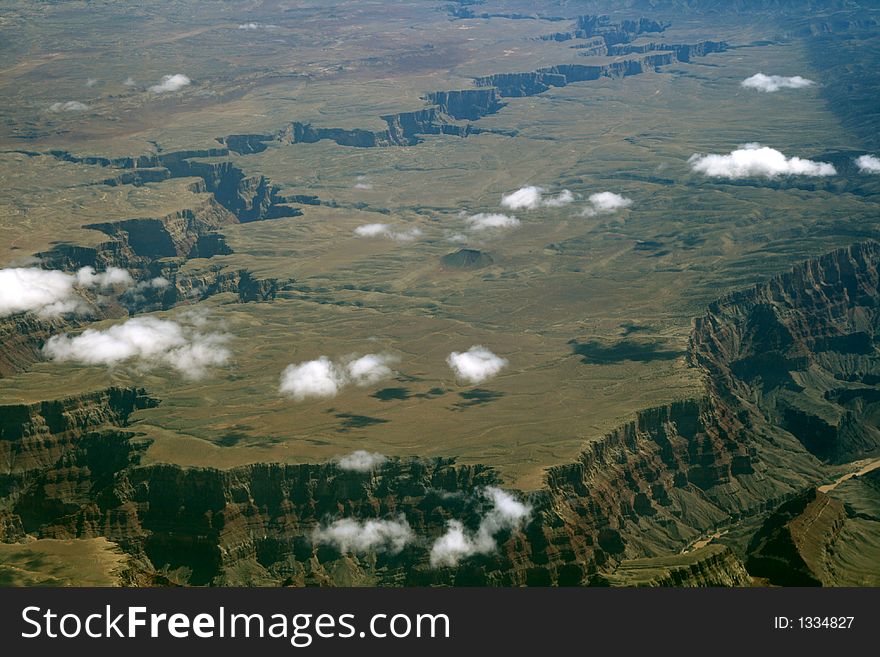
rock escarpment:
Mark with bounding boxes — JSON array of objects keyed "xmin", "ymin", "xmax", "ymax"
[
  {"xmin": 597, "ymin": 544, "xmax": 751, "ymax": 587},
  {"xmin": 691, "ymin": 241, "xmax": 880, "ymax": 463},
  {"xmin": 746, "ymin": 488, "xmax": 847, "ymax": 585}
]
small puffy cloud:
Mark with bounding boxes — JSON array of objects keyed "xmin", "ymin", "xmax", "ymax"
[
  {"xmin": 689, "ymin": 143, "xmax": 836, "ymax": 179},
  {"xmin": 279, "ymin": 353, "xmax": 396, "ymax": 401},
  {"xmin": 581, "ymin": 192, "xmax": 633, "ymax": 217},
  {"xmin": 312, "ymin": 516, "xmax": 413, "ymax": 554},
  {"xmin": 149, "ymin": 74, "xmax": 191, "ymax": 93},
  {"xmin": 354, "ymin": 176, "xmax": 373, "ymax": 190},
  {"xmin": 354, "ymin": 223, "xmax": 390, "ymax": 237},
  {"xmin": 43, "ymin": 315, "xmax": 231, "ymax": 379},
  {"xmin": 123, "ymin": 77, "xmax": 136, "ymax": 86},
  {"xmin": 446, "ymin": 345, "xmax": 508, "ymax": 384},
  {"xmin": 346, "ymin": 353, "xmax": 398, "ymax": 386},
  {"xmin": 465, "ymin": 213, "xmax": 520, "ymax": 231},
  {"xmin": 430, "ymin": 488, "xmax": 531, "ymax": 567},
  {"xmin": 86, "ymin": 78, "xmax": 98, "ymax": 88},
  {"xmin": 75, "ymin": 266, "xmax": 133, "ymax": 288},
  {"xmin": 336, "ymin": 450, "xmax": 388, "ymax": 472},
  {"xmin": 741, "ymin": 73, "xmax": 814, "ymax": 93},
  {"xmin": 48, "ymin": 101, "xmax": 89, "ymax": 112},
  {"xmin": 238, "ymin": 22, "xmax": 261, "ymax": 30},
  {"xmin": 354, "ymin": 223, "xmax": 422, "ymax": 242},
  {"xmin": 855, "ymin": 154, "xmax": 880, "ymax": 174},
  {"xmin": 279, "ymin": 356, "xmax": 343, "ymax": 400},
  {"xmin": 501, "ymin": 186, "xmax": 574, "ymax": 210}
]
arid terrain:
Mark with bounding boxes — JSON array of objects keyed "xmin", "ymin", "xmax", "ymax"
[{"xmin": 1, "ymin": 0, "xmax": 879, "ymax": 586}]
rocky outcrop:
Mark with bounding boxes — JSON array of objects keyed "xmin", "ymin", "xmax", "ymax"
[
  {"xmin": 474, "ymin": 54, "xmax": 677, "ymax": 97},
  {"xmin": 0, "ymin": 314, "xmax": 76, "ymax": 378},
  {"xmin": 746, "ymin": 488, "xmax": 847, "ymax": 585},
  {"xmin": 0, "ymin": 387, "xmax": 158, "ymax": 539},
  {"xmin": 423, "ymin": 89, "xmax": 505, "ymax": 121},
  {"xmin": 597, "ymin": 544, "xmax": 751, "ymax": 587},
  {"xmin": 538, "ymin": 14, "xmax": 669, "ymax": 47},
  {"xmin": 607, "ymin": 40, "xmax": 728, "ymax": 61}
]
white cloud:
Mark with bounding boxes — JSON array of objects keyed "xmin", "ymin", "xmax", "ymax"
[
  {"xmin": 581, "ymin": 191, "xmax": 633, "ymax": 217},
  {"xmin": 336, "ymin": 450, "xmax": 388, "ymax": 472},
  {"xmin": 279, "ymin": 353, "xmax": 396, "ymax": 401},
  {"xmin": 446, "ymin": 345, "xmax": 508, "ymax": 384},
  {"xmin": 354, "ymin": 223, "xmax": 422, "ymax": 242},
  {"xmin": 0, "ymin": 268, "xmax": 82, "ymax": 318},
  {"xmin": 279, "ymin": 356, "xmax": 343, "ymax": 400},
  {"xmin": 238, "ymin": 22, "xmax": 261, "ymax": 30},
  {"xmin": 48, "ymin": 101, "xmax": 89, "ymax": 112},
  {"xmin": 465, "ymin": 213, "xmax": 520, "ymax": 231},
  {"xmin": 123, "ymin": 77, "xmax": 136, "ymax": 86},
  {"xmin": 43, "ymin": 315, "xmax": 231, "ymax": 379},
  {"xmin": 148, "ymin": 74, "xmax": 191, "ymax": 93},
  {"xmin": 689, "ymin": 144, "xmax": 836, "ymax": 179},
  {"xmin": 354, "ymin": 176, "xmax": 373, "ymax": 190},
  {"xmin": 312, "ymin": 516, "xmax": 413, "ymax": 554},
  {"xmin": 0, "ymin": 266, "xmax": 139, "ymax": 318},
  {"xmin": 354, "ymin": 223, "xmax": 390, "ymax": 237},
  {"xmin": 741, "ymin": 73, "xmax": 814, "ymax": 93},
  {"xmin": 430, "ymin": 488, "xmax": 531, "ymax": 567},
  {"xmin": 856, "ymin": 154, "xmax": 880, "ymax": 174},
  {"xmin": 86, "ymin": 78, "xmax": 98, "ymax": 88},
  {"xmin": 500, "ymin": 186, "xmax": 574, "ymax": 210},
  {"xmin": 75, "ymin": 266, "xmax": 133, "ymax": 288},
  {"xmin": 346, "ymin": 353, "xmax": 398, "ymax": 386}
]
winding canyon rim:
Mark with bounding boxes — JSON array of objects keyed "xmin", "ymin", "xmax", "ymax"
[{"xmin": 0, "ymin": 0, "xmax": 879, "ymax": 588}]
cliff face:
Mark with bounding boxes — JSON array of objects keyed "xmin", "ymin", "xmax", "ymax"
[
  {"xmin": 598, "ymin": 544, "xmax": 751, "ymax": 587},
  {"xmin": 0, "ymin": 387, "xmax": 158, "ymax": 541},
  {"xmin": 0, "ymin": 314, "xmax": 75, "ymax": 378},
  {"xmin": 692, "ymin": 241, "xmax": 880, "ymax": 463},
  {"xmin": 746, "ymin": 488, "xmax": 847, "ymax": 586},
  {"xmin": 474, "ymin": 54, "xmax": 678, "ymax": 97},
  {"xmin": 607, "ymin": 40, "xmax": 728, "ymax": 61}
]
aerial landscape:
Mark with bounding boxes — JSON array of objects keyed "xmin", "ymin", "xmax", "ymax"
[{"xmin": 0, "ymin": 0, "xmax": 879, "ymax": 587}]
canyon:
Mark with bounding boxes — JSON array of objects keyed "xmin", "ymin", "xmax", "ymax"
[{"xmin": 2, "ymin": 242, "xmax": 877, "ymax": 585}]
